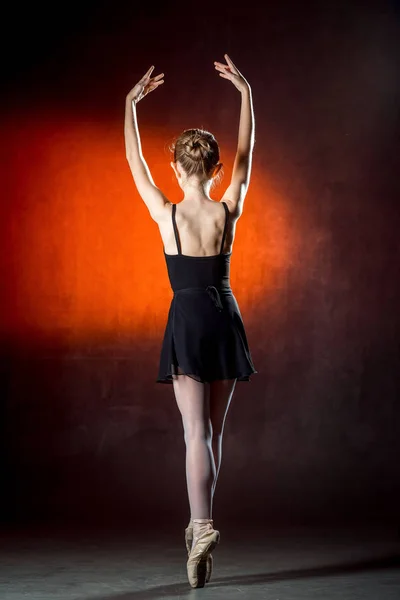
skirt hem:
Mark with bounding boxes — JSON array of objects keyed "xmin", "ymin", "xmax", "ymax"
[{"xmin": 156, "ymin": 368, "xmax": 258, "ymax": 385}]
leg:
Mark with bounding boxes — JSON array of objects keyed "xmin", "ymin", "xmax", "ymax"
[
  {"xmin": 209, "ymin": 378, "xmax": 237, "ymax": 498},
  {"xmin": 173, "ymin": 372, "xmax": 215, "ymax": 519}
]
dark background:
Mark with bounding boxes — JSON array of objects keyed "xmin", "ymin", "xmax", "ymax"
[{"xmin": 1, "ymin": 0, "xmax": 399, "ymax": 529}]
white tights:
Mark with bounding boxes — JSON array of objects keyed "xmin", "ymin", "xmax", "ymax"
[{"xmin": 172, "ymin": 371, "xmax": 237, "ymax": 520}]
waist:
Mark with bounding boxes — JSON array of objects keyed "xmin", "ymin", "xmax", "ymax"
[
  {"xmin": 173, "ymin": 285, "xmax": 232, "ymax": 312},
  {"xmin": 166, "ymin": 259, "xmax": 230, "ymax": 294},
  {"xmin": 174, "ymin": 285, "xmax": 232, "ymax": 292}
]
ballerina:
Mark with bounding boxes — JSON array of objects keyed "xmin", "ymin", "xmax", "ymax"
[{"xmin": 124, "ymin": 53, "xmax": 256, "ymax": 588}]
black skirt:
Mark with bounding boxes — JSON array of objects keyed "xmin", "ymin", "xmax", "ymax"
[{"xmin": 156, "ymin": 286, "xmax": 258, "ymax": 384}]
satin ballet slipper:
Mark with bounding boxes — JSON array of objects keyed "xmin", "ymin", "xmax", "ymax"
[
  {"xmin": 186, "ymin": 519, "xmax": 220, "ymax": 588},
  {"xmin": 185, "ymin": 521, "xmax": 213, "ymax": 583}
]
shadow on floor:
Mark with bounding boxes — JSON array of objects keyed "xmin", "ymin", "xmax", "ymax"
[{"xmin": 78, "ymin": 552, "xmax": 400, "ymax": 600}]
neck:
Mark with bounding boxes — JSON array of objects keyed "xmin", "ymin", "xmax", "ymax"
[{"xmin": 181, "ymin": 180, "xmax": 212, "ymax": 200}]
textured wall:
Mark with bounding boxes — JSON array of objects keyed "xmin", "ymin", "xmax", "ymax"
[{"xmin": 1, "ymin": 1, "xmax": 399, "ymax": 525}]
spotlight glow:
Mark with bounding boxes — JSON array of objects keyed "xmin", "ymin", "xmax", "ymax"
[{"xmin": 1, "ymin": 114, "xmax": 294, "ymax": 347}]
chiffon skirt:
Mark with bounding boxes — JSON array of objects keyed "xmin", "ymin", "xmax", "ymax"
[{"xmin": 156, "ymin": 286, "xmax": 258, "ymax": 384}]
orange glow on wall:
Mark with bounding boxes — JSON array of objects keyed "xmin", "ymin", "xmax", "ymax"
[{"xmin": 1, "ymin": 112, "xmax": 295, "ymax": 348}]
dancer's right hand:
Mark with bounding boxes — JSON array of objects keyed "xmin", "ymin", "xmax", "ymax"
[
  {"xmin": 126, "ymin": 65, "xmax": 164, "ymax": 104},
  {"xmin": 214, "ymin": 54, "xmax": 250, "ymax": 93}
]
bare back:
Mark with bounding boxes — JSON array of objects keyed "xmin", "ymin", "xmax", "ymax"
[{"xmin": 157, "ymin": 199, "xmax": 239, "ymax": 257}]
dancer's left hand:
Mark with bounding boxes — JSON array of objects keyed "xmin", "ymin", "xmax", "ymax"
[{"xmin": 126, "ymin": 66, "xmax": 164, "ymax": 103}]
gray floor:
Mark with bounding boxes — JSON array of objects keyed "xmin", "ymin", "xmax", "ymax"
[{"xmin": 1, "ymin": 524, "xmax": 399, "ymax": 599}]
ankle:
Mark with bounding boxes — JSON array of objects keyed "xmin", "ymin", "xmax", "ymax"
[
  {"xmin": 192, "ymin": 518, "xmax": 214, "ymax": 542},
  {"xmin": 193, "ymin": 518, "xmax": 213, "ymax": 524}
]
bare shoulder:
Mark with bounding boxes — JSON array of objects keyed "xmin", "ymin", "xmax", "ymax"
[
  {"xmin": 154, "ymin": 200, "xmax": 173, "ymax": 224},
  {"xmin": 156, "ymin": 198, "xmax": 238, "ymax": 224}
]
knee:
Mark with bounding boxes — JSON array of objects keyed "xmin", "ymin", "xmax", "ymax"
[{"xmin": 183, "ymin": 421, "xmax": 212, "ymax": 445}]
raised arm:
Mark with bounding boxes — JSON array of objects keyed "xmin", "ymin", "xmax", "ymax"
[
  {"xmin": 124, "ymin": 66, "xmax": 168, "ymax": 222},
  {"xmin": 214, "ymin": 55, "xmax": 255, "ymax": 218}
]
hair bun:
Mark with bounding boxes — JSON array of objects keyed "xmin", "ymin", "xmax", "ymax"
[
  {"xmin": 171, "ymin": 128, "xmax": 222, "ymax": 183},
  {"xmin": 187, "ymin": 139, "xmax": 206, "ymax": 152}
]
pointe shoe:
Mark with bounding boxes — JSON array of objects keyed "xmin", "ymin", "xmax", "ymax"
[
  {"xmin": 187, "ymin": 519, "xmax": 220, "ymax": 588},
  {"xmin": 185, "ymin": 521, "xmax": 213, "ymax": 583}
]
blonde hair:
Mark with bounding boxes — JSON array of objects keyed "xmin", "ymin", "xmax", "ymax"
[{"xmin": 170, "ymin": 128, "xmax": 223, "ymax": 185}]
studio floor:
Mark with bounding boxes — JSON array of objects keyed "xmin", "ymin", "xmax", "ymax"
[{"xmin": 1, "ymin": 522, "xmax": 399, "ymax": 599}]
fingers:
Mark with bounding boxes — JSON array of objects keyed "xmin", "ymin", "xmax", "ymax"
[
  {"xmin": 147, "ymin": 79, "xmax": 164, "ymax": 94},
  {"xmin": 140, "ymin": 65, "xmax": 155, "ymax": 84},
  {"xmin": 224, "ymin": 53, "xmax": 238, "ymax": 72},
  {"xmin": 144, "ymin": 65, "xmax": 155, "ymax": 78},
  {"xmin": 214, "ymin": 60, "xmax": 234, "ymax": 74},
  {"xmin": 214, "ymin": 61, "xmax": 231, "ymax": 76},
  {"xmin": 214, "ymin": 61, "xmax": 226, "ymax": 71},
  {"xmin": 139, "ymin": 67, "xmax": 164, "ymax": 95},
  {"xmin": 214, "ymin": 54, "xmax": 240, "ymax": 78},
  {"xmin": 214, "ymin": 62, "xmax": 235, "ymax": 84},
  {"xmin": 148, "ymin": 73, "xmax": 164, "ymax": 89},
  {"xmin": 145, "ymin": 71, "xmax": 164, "ymax": 87}
]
